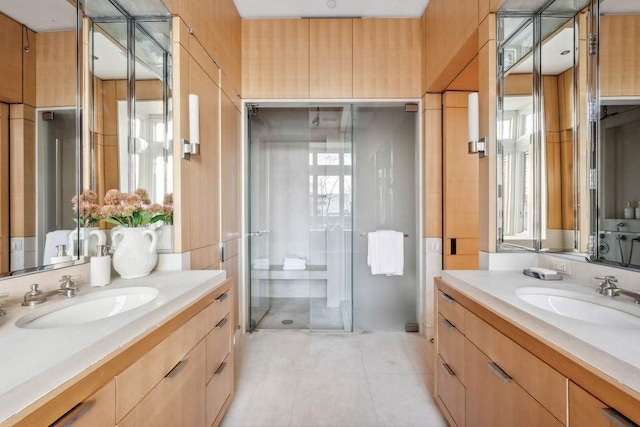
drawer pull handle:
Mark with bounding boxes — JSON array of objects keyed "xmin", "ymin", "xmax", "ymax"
[
  {"xmin": 215, "ymin": 293, "xmax": 229, "ymax": 303},
  {"xmin": 487, "ymin": 362, "xmax": 512, "ymax": 383},
  {"xmin": 441, "ymin": 362, "xmax": 455, "ymax": 378},
  {"xmin": 215, "ymin": 317, "xmax": 229, "ymax": 329},
  {"xmin": 165, "ymin": 360, "xmax": 188, "ymax": 380},
  {"xmin": 440, "ymin": 317, "xmax": 455, "ymax": 331},
  {"xmin": 215, "ymin": 362, "xmax": 227, "ymax": 375},
  {"xmin": 601, "ymin": 408, "xmax": 638, "ymax": 427},
  {"xmin": 440, "ymin": 293, "xmax": 455, "ymax": 304},
  {"xmin": 52, "ymin": 402, "xmax": 92, "ymax": 426}
]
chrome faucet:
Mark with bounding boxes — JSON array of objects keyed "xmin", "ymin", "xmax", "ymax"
[
  {"xmin": 595, "ymin": 275, "xmax": 640, "ymax": 304},
  {"xmin": 22, "ymin": 275, "xmax": 80, "ymax": 306}
]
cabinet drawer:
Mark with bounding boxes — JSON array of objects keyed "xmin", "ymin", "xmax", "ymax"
[
  {"xmin": 51, "ymin": 380, "xmax": 115, "ymax": 427},
  {"xmin": 437, "ymin": 314, "xmax": 466, "ymax": 383},
  {"xmin": 465, "ymin": 340, "xmax": 563, "ymax": 427},
  {"xmin": 569, "ymin": 381, "xmax": 640, "ymax": 427},
  {"xmin": 465, "ymin": 311, "xmax": 567, "ymax": 424},
  {"xmin": 206, "ymin": 353, "xmax": 234, "ymax": 427},
  {"xmin": 436, "ymin": 355, "xmax": 465, "ymax": 427},
  {"xmin": 206, "ymin": 313, "xmax": 232, "ymax": 383},
  {"xmin": 437, "ymin": 290, "xmax": 466, "ymax": 334},
  {"xmin": 118, "ymin": 340, "xmax": 207, "ymax": 427},
  {"xmin": 115, "ymin": 310, "xmax": 207, "ymax": 422},
  {"xmin": 206, "ymin": 289, "xmax": 232, "ymax": 332}
]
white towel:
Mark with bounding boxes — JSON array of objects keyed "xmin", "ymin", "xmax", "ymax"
[
  {"xmin": 43, "ymin": 230, "xmax": 73, "ymax": 265},
  {"xmin": 283, "ymin": 255, "xmax": 307, "ymax": 270},
  {"xmin": 252, "ymin": 258, "xmax": 270, "ymax": 270},
  {"xmin": 367, "ymin": 230, "xmax": 404, "ymax": 276}
]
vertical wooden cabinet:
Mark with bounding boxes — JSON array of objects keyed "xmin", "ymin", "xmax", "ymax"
[{"xmin": 442, "ymin": 92, "xmax": 479, "ymax": 270}]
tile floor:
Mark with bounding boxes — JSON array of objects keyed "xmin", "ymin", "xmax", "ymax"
[
  {"xmin": 220, "ymin": 330, "xmax": 447, "ymax": 427},
  {"xmin": 256, "ymin": 298, "xmax": 345, "ymax": 330}
]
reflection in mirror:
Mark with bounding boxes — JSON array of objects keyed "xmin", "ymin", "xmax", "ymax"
[
  {"xmin": 0, "ymin": 0, "xmax": 81, "ymax": 275},
  {"xmin": 497, "ymin": 6, "xmax": 581, "ymax": 253},
  {"xmin": 595, "ymin": 1, "xmax": 640, "ymax": 268},
  {"xmin": 498, "ymin": 18, "xmax": 536, "ymax": 250},
  {"xmin": 86, "ymin": 2, "xmax": 173, "ymax": 253}
]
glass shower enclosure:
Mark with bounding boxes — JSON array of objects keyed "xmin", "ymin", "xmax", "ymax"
[
  {"xmin": 247, "ymin": 103, "xmax": 419, "ymax": 332},
  {"xmin": 248, "ymin": 104, "xmax": 354, "ymax": 331}
]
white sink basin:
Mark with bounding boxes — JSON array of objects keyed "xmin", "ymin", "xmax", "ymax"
[
  {"xmin": 16, "ymin": 287, "xmax": 159, "ymax": 329},
  {"xmin": 515, "ymin": 287, "xmax": 640, "ymax": 329}
]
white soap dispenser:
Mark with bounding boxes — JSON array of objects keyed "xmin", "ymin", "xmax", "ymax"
[
  {"xmin": 90, "ymin": 245, "xmax": 111, "ymax": 287},
  {"xmin": 625, "ymin": 201, "xmax": 635, "ymax": 219},
  {"xmin": 51, "ymin": 244, "xmax": 72, "ymax": 267},
  {"xmin": 635, "ymin": 202, "xmax": 640, "ymax": 220}
]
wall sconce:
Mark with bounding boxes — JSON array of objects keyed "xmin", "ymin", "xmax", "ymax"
[
  {"xmin": 467, "ymin": 92, "xmax": 486, "ymax": 158},
  {"xmin": 182, "ymin": 94, "xmax": 201, "ymax": 159}
]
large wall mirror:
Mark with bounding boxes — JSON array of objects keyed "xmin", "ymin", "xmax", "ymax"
[
  {"xmin": 82, "ymin": 0, "xmax": 173, "ymax": 251},
  {"xmin": 0, "ymin": 0, "xmax": 83, "ymax": 276},
  {"xmin": 497, "ymin": 0, "xmax": 590, "ymax": 253},
  {"xmin": 593, "ymin": 0, "xmax": 640, "ymax": 269}
]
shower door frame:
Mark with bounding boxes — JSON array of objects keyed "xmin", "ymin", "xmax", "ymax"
[{"xmin": 240, "ymin": 99, "xmax": 425, "ymax": 334}]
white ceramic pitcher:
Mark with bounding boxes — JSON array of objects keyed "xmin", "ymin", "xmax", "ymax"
[{"xmin": 111, "ymin": 227, "xmax": 158, "ymax": 279}]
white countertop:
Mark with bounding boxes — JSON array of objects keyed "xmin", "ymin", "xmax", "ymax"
[
  {"xmin": 442, "ymin": 270, "xmax": 640, "ymax": 394},
  {"xmin": 0, "ymin": 269, "xmax": 227, "ymax": 423}
]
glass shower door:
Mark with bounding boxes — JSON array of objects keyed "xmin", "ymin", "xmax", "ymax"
[
  {"xmin": 248, "ymin": 107, "xmax": 271, "ymax": 330},
  {"xmin": 352, "ymin": 104, "xmax": 418, "ymax": 331}
]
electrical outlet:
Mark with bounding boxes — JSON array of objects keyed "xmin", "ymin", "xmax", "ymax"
[{"xmin": 549, "ymin": 257, "xmax": 572, "ymax": 275}]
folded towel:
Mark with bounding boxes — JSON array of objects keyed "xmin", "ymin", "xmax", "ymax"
[
  {"xmin": 282, "ymin": 254, "xmax": 307, "ymax": 270},
  {"xmin": 367, "ymin": 230, "xmax": 404, "ymax": 276},
  {"xmin": 252, "ymin": 258, "xmax": 270, "ymax": 270}
]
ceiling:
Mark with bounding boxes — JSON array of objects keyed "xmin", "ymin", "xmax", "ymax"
[
  {"xmin": 233, "ymin": 0, "xmax": 430, "ymax": 19},
  {"xmin": 0, "ymin": 0, "xmax": 76, "ymax": 32},
  {"xmin": 511, "ymin": 27, "xmax": 575, "ymax": 75}
]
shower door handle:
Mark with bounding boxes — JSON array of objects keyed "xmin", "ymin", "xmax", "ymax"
[{"xmin": 248, "ymin": 230, "xmax": 270, "ymax": 237}]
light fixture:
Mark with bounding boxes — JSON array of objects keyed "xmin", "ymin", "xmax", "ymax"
[
  {"xmin": 182, "ymin": 94, "xmax": 201, "ymax": 159},
  {"xmin": 467, "ymin": 92, "xmax": 486, "ymax": 158},
  {"xmin": 312, "ymin": 107, "xmax": 320, "ymax": 127},
  {"xmin": 327, "ymin": 0, "xmax": 337, "ymax": 9}
]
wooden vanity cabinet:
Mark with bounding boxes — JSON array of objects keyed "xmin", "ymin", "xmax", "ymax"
[
  {"xmin": 435, "ymin": 280, "xmax": 566, "ymax": 427},
  {"xmin": 12, "ymin": 279, "xmax": 234, "ymax": 427},
  {"xmin": 435, "ymin": 277, "xmax": 640, "ymax": 427},
  {"xmin": 51, "ymin": 380, "xmax": 115, "ymax": 427}
]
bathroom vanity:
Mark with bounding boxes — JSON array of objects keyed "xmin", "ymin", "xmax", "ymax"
[
  {"xmin": 435, "ymin": 271, "xmax": 640, "ymax": 427},
  {"xmin": 0, "ymin": 270, "xmax": 234, "ymax": 426}
]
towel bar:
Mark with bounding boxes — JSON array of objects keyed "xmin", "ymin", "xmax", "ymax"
[{"xmin": 361, "ymin": 232, "xmax": 409, "ymax": 238}]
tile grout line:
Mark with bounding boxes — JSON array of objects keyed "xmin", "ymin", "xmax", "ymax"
[{"xmin": 358, "ymin": 336, "xmax": 383, "ymax": 427}]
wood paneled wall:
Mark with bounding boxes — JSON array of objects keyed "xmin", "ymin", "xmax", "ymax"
[
  {"xmin": 242, "ymin": 18, "xmax": 421, "ymax": 99},
  {"xmin": 310, "ymin": 19, "xmax": 353, "ymax": 98},
  {"xmin": 0, "ymin": 13, "xmax": 23, "ymax": 104},
  {"xmin": 0, "ymin": 104, "xmax": 9, "ymax": 273},
  {"xmin": 423, "ymin": 94, "xmax": 443, "ymax": 238},
  {"xmin": 443, "ymin": 92, "xmax": 479, "ymax": 269},
  {"xmin": 9, "ymin": 105, "xmax": 36, "ymax": 239},
  {"xmin": 600, "ymin": 15, "xmax": 640, "ymax": 98},
  {"xmin": 169, "ymin": 0, "xmax": 243, "ymax": 289},
  {"xmin": 352, "ymin": 18, "xmax": 422, "ymax": 98},
  {"xmin": 422, "ymin": 0, "xmax": 479, "ymax": 92},
  {"xmin": 36, "ymin": 31, "xmax": 76, "ymax": 108},
  {"xmin": 478, "ymin": 12, "xmax": 497, "ymax": 253},
  {"xmin": 242, "ymin": 19, "xmax": 310, "ymax": 99}
]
